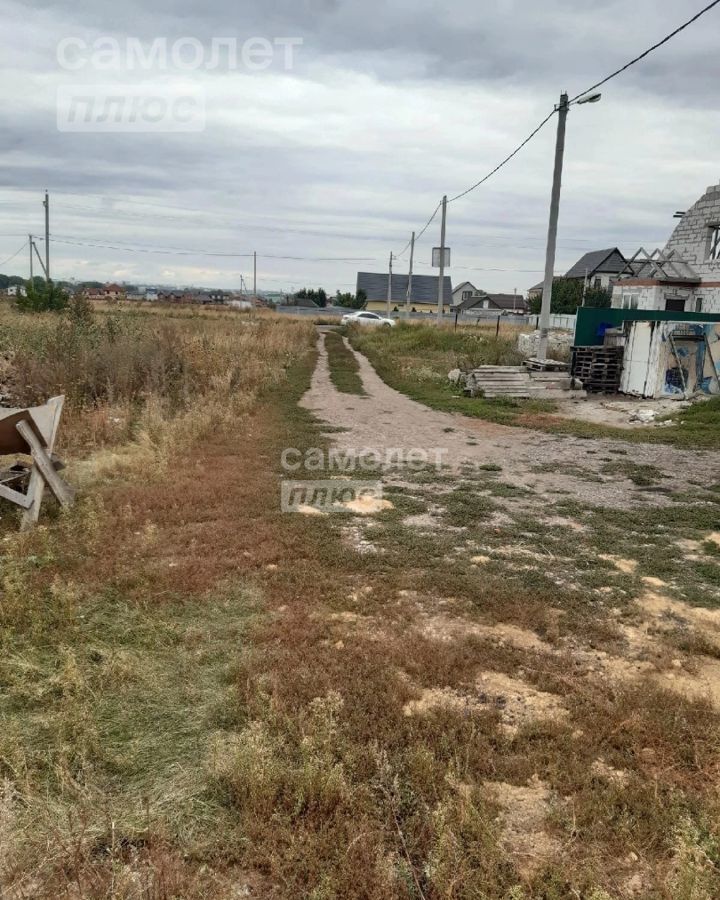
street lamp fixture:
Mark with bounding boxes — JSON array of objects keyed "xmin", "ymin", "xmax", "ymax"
[{"xmin": 576, "ymin": 92, "xmax": 602, "ymax": 105}]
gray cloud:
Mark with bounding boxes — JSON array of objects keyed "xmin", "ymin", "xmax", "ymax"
[{"xmin": 1, "ymin": 0, "xmax": 719, "ymax": 291}]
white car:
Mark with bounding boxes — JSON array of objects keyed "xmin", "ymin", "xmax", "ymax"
[{"xmin": 341, "ymin": 310, "xmax": 396, "ymax": 327}]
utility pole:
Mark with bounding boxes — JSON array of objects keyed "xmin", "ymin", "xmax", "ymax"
[
  {"xmin": 253, "ymin": 251, "xmax": 257, "ymax": 299},
  {"xmin": 29, "ymin": 234, "xmax": 33, "ymax": 282},
  {"xmin": 386, "ymin": 251, "xmax": 393, "ymax": 317},
  {"xmin": 538, "ymin": 93, "xmax": 569, "ymax": 361},
  {"xmin": 436, "ymin": 195, "xmax": 447, "ymax": 325},
  {"xmin": 43, "ymin": 190, "xmax": 50, "ymax": 283},
  {"xmin": 405, "ymin": 231, "xmax": 415, "ymax": 318},
  {"xmin": 538, "ymin": 89, "xmax": 600, "ymax": 358}
]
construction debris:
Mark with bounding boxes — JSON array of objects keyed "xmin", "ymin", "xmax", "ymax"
[
  {"xmin": 517, "ymin": 329, "xmax": 572, "ymax": 359},
  {"xmin": 463, "ymin": 366, "xmax": 586, "ymax": 400},
  {"xmin": 0, "ymin": 395, "xmax": 74, "ymax": 529}
]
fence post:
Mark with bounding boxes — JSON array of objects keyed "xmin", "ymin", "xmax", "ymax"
[{"xmin": 496, "ymin": 315, "xmax": 501, "ymax": 338}]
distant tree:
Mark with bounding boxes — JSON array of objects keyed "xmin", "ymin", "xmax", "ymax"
[
  {"xmin": 16, "ymin": 279, "xmax": 69, "ymax": 313},
  {"xmin": 529, "ymin": 278, "xmax": 584, "ymax": 315},
  {"xmin": 335, "ymin": 288, "xmax": 367, "ymax": 309},
  {"xmin": 583, "ymin": 286, "xmax": 613, "ymax": 308},
  {"xmin": 8, "ymin": 275, "xmax": 24, "ymax": 287},
  {"xmin": 294, "ymin": 287, "xmax": 328, "ymax": 308}
]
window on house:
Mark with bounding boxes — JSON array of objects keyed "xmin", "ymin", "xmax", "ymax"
[
  {"xmin": 709, "ymin": 225, "xmax": 720, "ymax": 260},
  {"xmin": 593, "ymin": 277, "xmax": 602, "ymax": 289},
  {"xmin": 621, "ymin": 293, "xmax": 638, "ymax": 310},
  {"xmin": 665, "ymin": 296, "xmax": 686, "ymax": 312},
  {"xmin": 695, "ymin": 297, "xmax": 704, "ymax": 313},
  {"xmin": 462, "ymin": 290, "xmax": 472, "ymax": 300}
]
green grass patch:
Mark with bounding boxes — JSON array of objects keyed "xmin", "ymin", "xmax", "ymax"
[
  {"xmin": 324, "ymin": 330, "xmax": 367, "ymax": 395},
  {"xmin": 348, "ymin": 321, "xmax": 720, "ymax": 448}
]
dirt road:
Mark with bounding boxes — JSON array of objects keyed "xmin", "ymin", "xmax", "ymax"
[{"xmin": 301, "ymin": 334, "xmax": 720, "ymax": 509}]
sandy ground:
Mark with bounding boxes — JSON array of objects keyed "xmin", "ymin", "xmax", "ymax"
[
  {"xmin": 553, "ymin": 394, "xmax": 696, "ymax": 429},
  {"xmin": 300, "ymin": 335, "xmax": 720, "ymax": 509}
]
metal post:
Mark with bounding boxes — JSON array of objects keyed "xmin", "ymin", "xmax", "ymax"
[
  {"xmin": 43, "ymin": 191, "xmax": 50, "ymax": 282},
  {"xmin": 436, "ymin": 195, "xmax": 447, "ymax": 324},
  {"xmin": 253, "ymin": 251, "xmax": 257, "ymax": 299},
  {"xmin": 29, "ymin": 234, "xmax": 33, "ymax": 283},
  {"xmin": 386, "ymin": 251, "xmax": 393, "ymax": 316},
  {"xmin": 405, "ymin": 231, "xmax": 415, "ymax": 318},
  {"xmin": 538, "ymin": 93, "xmax": 569, "ymax": 361}
]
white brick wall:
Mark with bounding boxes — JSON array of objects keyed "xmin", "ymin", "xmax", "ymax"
[
  {"xmin": 611, "ymin": 283, "xmax": 720, "ymax": 314},
  {"xmin": 665, "ymin": 183, "xmax": 720, "ymax": 279}
]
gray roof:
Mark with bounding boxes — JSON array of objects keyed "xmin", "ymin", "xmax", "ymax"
[
  {"xmin": 455, "ymin": 293, "xmax": 487, "ymax": 311},
  {"xmin": 565, "ymin": 248, "xmax": 627, "ymax": 279},
  {"xmin": 458, "ymin": 293, "xmax": 528, "ymax": 312},
  {"xmin": 356, "ymin": 271, "xmax": 453, "ymax": 305},
  {"xmin": 486, "ymin": 293, "xmax": 527, "ymax": 310}
]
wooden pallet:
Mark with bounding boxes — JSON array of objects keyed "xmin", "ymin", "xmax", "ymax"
[{"xmin": 571, "ymin": 346, "xmax": 624, "ymax": 393}]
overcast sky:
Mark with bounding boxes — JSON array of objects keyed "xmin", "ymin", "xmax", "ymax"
[{"xmin": 1, "ymin": 0, "xmax": 719, "ymax": 294}]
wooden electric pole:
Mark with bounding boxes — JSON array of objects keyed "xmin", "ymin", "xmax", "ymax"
[
  {"xmin": 436, "ymin": 195, "xmax": 447, "ymax": 324},
  {"xmin": 43, "ymin": 191, "xmax": 50, "ymax": 282},
  {"xmin": 405, "ymin": 231, "xmax": 415, "ymax": 318},
  {"xmin": 386, "ymin": 251, "xmax": 393, "ymax": 316}
]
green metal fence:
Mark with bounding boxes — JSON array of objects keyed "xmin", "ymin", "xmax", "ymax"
[{"xmin": 574, "ymin": 307, "xmax": 720, "ymax": 347}]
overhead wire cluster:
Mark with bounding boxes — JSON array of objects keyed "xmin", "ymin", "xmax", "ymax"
[{"xmin": 393, "ymin": 0, "xmax": 720, "ymax": 261}]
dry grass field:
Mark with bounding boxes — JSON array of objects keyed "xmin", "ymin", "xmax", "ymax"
[{"xmin": 1, "ymin": 307, "xmax": 720, "ymax": 899}]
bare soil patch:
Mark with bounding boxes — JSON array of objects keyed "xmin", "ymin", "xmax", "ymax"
[{"xmin": 301, "ymin": 335, "xmax": 720, "ymax": 510}]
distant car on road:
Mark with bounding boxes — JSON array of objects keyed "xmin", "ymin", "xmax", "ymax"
[{"xmin": 341, "ymin": 310, "xmax": 396, "ymax": 327}]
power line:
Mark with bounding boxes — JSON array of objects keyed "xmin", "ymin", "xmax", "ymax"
[
  {"xmin": 571, "ymin": 0, "xmax": 720, "ymax": 103},
  {"xmin": 447, "ymin": 109, "xmax": 557, "ymax": 204},
  {"xmin": 396, "ymin": 201, "xmax": 442, "ymax": 257},
  {"xmin": 49, "ymin": 236, "xmax": 384, "ymax": 263},
  {"xmin": 50, "ymin": 237, "xmax": 253, "ymax": 257},
  {"xmin": 395, "ymin": 109, "xmax": 556, "ymax": 256},
  {"xmin": 0, "ymin": 241, "xmax": 28, "ymax": 268}
]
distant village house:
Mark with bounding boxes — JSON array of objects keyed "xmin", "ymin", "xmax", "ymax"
[{"xmin": 356, "ymin": 272, "xmax": 452, "ymax": 314}]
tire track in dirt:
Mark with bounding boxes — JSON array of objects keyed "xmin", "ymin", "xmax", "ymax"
[{"xmin": 301, "ymin": 334, "xmax": 720, "ymax": 509}]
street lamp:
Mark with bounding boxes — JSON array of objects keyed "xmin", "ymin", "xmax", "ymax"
[{"xmin": 537, "ymin": 91, "xmax": 602, "ymax": 361}]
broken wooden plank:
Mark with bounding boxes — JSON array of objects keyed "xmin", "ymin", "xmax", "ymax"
[
  {"xmin": 16, "ymin": 419, "xmax": 75, "ymax": 509},
  {"xmin": 21, "ymin": 396, "xmax": 66, "ymax": 530},
  {"xmin": 0, "ymin": 482, "xmax": 32, "ymax": 509}
]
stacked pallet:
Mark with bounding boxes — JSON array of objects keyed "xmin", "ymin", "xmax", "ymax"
[
  {"xmin": 464, "ymin": 366, "xmax": 586, "ymax": 400},
  {"xmin": 571, "ymin": 346, "xmax": 624, "ymax": 393}
]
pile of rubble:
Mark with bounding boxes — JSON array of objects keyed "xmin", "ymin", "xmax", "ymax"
[{"xmin": 517, "ymin": 329, "xmax": 572, "ymax": 360}]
